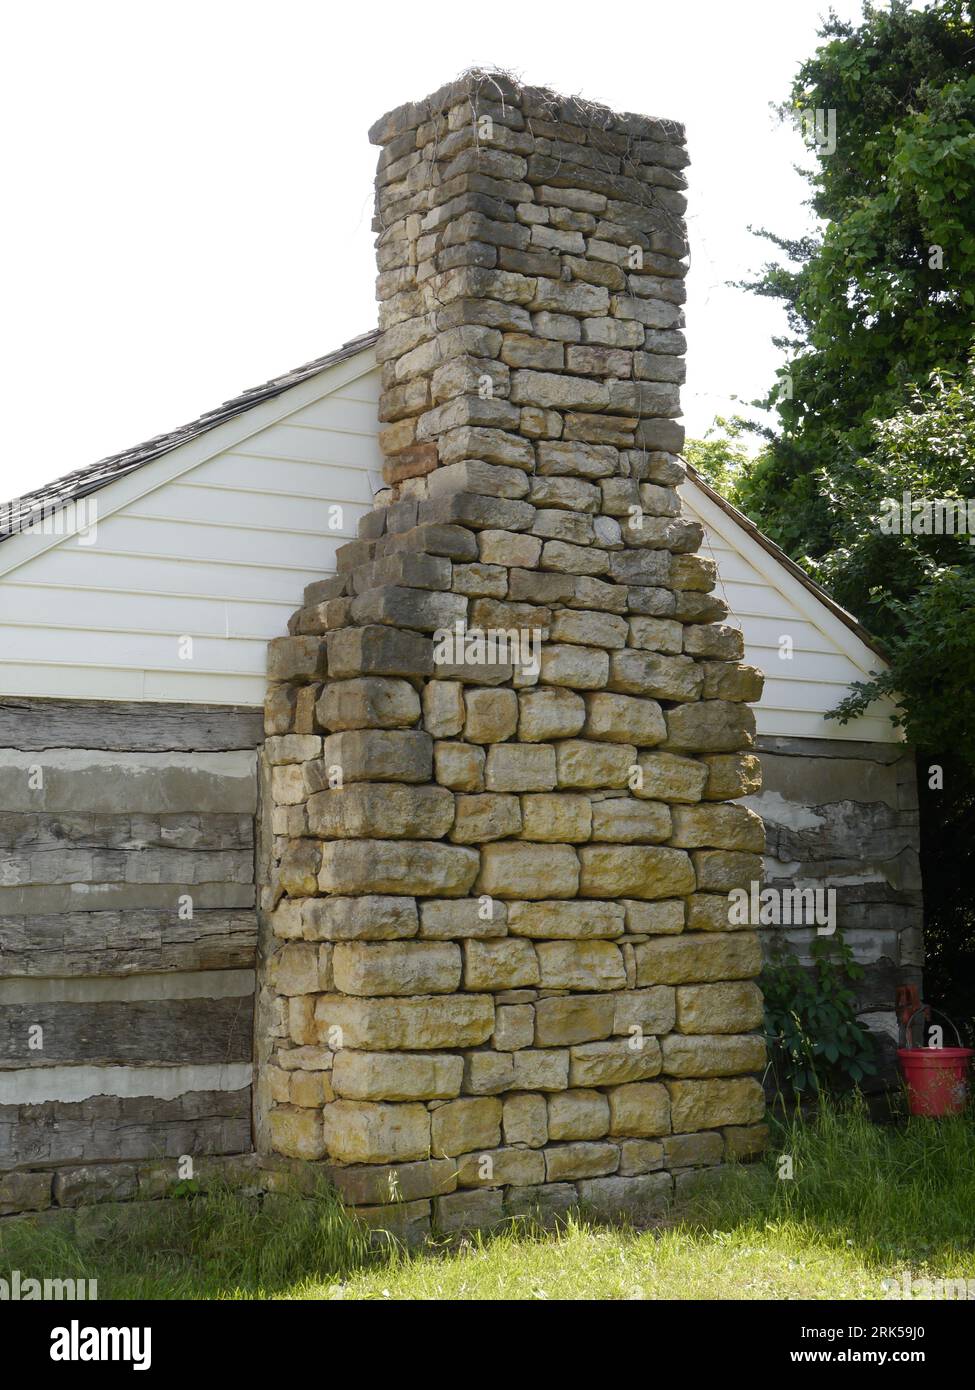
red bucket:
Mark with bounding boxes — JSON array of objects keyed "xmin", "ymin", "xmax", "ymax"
[{"xmin": 897, "ymin": 1007, "xmax": 973, "ymax": 1117}]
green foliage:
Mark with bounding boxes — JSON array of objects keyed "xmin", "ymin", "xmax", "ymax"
[
  {"xmin": 682, "ymin": 417, "xmax": 757, "ymax": 501},
  {"xmin": 736, "ymin": 0, "xmax": 975, "ymax": 560},
  {"xmin": 761, "ymin": 933, "xmax": 877, "ymax": 1096}
]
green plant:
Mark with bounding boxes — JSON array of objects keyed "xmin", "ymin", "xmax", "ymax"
[{"xmin": 761, "ymin": 932, "xmax": 877, "ymax": 1095}]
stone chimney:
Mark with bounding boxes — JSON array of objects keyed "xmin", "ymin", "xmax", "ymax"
[{"xmin": 258, "ymin": 72, "xmax": 767, "ymax": 1240}]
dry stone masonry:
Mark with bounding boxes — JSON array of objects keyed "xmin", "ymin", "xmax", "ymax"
[{"xmin": 258, "ymin": 73, "xmax": 768, "ymax": 1239}]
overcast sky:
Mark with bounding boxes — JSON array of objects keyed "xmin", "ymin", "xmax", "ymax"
[{"xmin": 1, "ymin": 0, "xmax": 873, "ymax": 500}]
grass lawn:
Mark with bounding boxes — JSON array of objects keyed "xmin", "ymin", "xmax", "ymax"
[{"xmin": 4, "ymin": 1098, "xmax": 974, "ymax": 1300}]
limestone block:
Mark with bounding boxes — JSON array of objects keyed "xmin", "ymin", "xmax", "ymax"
[
  {"xmin": 317, "ymin": 676, "xmax": 421, "ymax": 731},
  {"xmin": 307, "ymin": 783, "xmax": 455, "ymax": 839},
  {"xmin": 435, "ymin": 740, "xmax": 486, "ymax": 791},
  {"xmin": 547, "ymin": 1089, "xmax": 611, "ymax": 1141},
  {"xmin": 583, "ymin": 692, "xmax": 666, "ymax": 746},
  {"xmin": 612, "ymin": 986, "xmax": 676, "ymax": 1037},
  {"xmin": 540, "ymin": 643, "xmax": 610, "ymax": 689},
  {"xmin": 320, "ymin": 729, "xmax": 433, "ymax": 783},
  {"xmin": 664, "ymin": 700, "xmax": 756, "ymax": 753},
  {"xmin": 636, "ymin": 751, "xmax": 708, "ymax": 803},
  {"xmin": 484, "ymin": 743, "xmax": 558, "ymax": 792},
  {"xmin": 493, "ymin": 1003, "xmax": 535, "ymax": 1050},
  {"xmin": 544, "ymin": 1142, "xmax": 619, "ymax": 1182},
  {"xmin": 422, "ymin": 680, "xmax": 466, "ymax": 737},
  {"xmin": 669, "ymin": 803, "xmax": 765, "ymax": 852},
  {"xmin": 701, "ymin": 753, "xmax": 762, "ymax": 801},
  {"xmin": 270, "ymin": 1107, "xmax": 326, "ymax": 1161},
  {"xmin": 556, "ymin": 740, "xmax": 637, "ymax": 789},
  {"xmin": 575, "ymin": 1172, "xmax": 671, "ymax": 1220},
  {"xmin": 419, "ymin": 898, "xmax": 508, "ymax": 938},
  {"xmin": 621, "ymin": 899, "xmax": 685, "ymax": 935}
]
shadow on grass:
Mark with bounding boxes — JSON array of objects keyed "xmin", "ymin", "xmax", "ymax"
[
  {"xmin": 685, "ymin": 1094, "xmax": 975, "ymax": 1275},
  {"xmin": 3, "ymin": 1096, "xmax": 974, "ymax": 1298}
]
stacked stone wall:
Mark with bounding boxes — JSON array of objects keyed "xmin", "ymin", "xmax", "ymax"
[{"xmin": 258, "ymin": 73, "xmax": 768, "ymax": 1238}]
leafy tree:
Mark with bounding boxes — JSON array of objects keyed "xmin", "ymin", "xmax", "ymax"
[
  {"xmin": 735, "ymin": 0, "xmax": 975, "ymax": 1039},
  {"xmin": 682, "ymin": 417, "xmax": 756, "ymax": 501},
  {"xmin": 736, "ymin": 0, "xmax": 975, "ymax": 561}
]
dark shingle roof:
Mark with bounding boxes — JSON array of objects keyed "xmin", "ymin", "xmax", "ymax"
[{"xmin": 0, "ymin": 328, "xmax": 379, "ymax": 543}]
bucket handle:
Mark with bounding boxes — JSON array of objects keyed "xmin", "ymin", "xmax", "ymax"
[{"xmin": 900, "ymin": 1005, "xmax": 964, "ymax": 1050}]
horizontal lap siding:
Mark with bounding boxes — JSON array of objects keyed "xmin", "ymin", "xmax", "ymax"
[
  {"xmin": 684, "ymin": 491, "xmax": 900, "ymax": 743},
  {"xmin": 0, "ymin": 360, "xmax": 380, "ymax": 707},
  {"xmin": 0, "ymin": 701, "xmax": 260, "ymax": 1171}
]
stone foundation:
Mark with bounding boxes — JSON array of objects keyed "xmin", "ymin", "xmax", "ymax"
[{"xmin": 256, "ymin": 73, "xmax": 768, "ymax": 1237}]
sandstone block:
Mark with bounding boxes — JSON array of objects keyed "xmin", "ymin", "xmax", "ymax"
[
  {"xmin": 422, "ymin": 680, "xmax": 466, "ymax": 737},
  {"xmin": 307, "ymin": 783, "xmax": 455, "ymax": 839},
  {"xmin": 583, "ymin": 692, "xmax": 666, "ymax": 746},
  {"xmin": 579, "ymin": 844, "xmax": 694, "ymax": 899},
  {"xmin": 503, "ymin": 1092, "xmax": 548, "ymax": 1147},
  {"xmin": 534, "ymin": 994, "xmax": 616, "ymax": 1046},
  {"xmin": 612, "ymin": 986, "xmax": 676, "ymax": 1037},
  {"xmin": 668, "ymin": 1077, "xmax": 765, "ymax": 1132},
  {"xmin": 675, "ymin": 981, "xmax": 765, "ymax": 1035},
  {"xmin": 507, "ymin": 899, "xmax": 624, "ymax": 938},
  {"xmin": 419, "ymin": 898, "xmax": 508, "ymax": 939},
  {"xmin": 664, "ymin": 700, "xmax": 756, "ymax": 753},
  {"xmin": 670, "ymin": 803, "xmax": 765, "ymax": 852},
  {"xmin": 536, "ymin": 940, "xmax": 626, "ymax": 991},
  {"xmin": 332, "ymin": 941, "xmax": 462, "ymax": 996},
  {"xmin": 661, "ymin": 1033, "xmax": 767, "ymax": 1078},
  {"xmin": 485, "ymin": 743, "xmax": 558, "ymax": 792},
  {"xmin": 476, "ymin": 841, "xmax": 579, "ymax": 899},
  {"xmin": 270, "ymin": 1107, "xmax": 325, "ymax": 1161},
  {"xmin": 431, "ymin": 1097, "xmax": 503, "ymax": 1157},
  {"xmin": 319, "ymin": 839, "xmax": 479, "ymax": 897},
  {"xmin": 464, "ymin": 938, "xmax": 540, "ymax": 990},
  {"xmin": 315, "ymin": 993, "xmax": 494, "ymax": 1050},
  {"xmin": 332, "ymin": 1050, "xmax": 464, "ymax": 1101},
  {"xmin": 607, "ymin": 1081, "xmax": 671, "ymax": 1137},
  {"xmin": 701, "ymin": 753, "xmax": 762, "ymax": 801},
  {"xmin": 621, "ymin": 899, "xmax": 685, "ymax": 935},
  {"xmin": 494, "ymin": 1003, "xmax": 535, "ymax": 1050},
  {"xmin": 635, "ymin": 933, "xmax": 761, "ymax": 986},
  {"xmin": 520, "ymin": 792, "xmax": 592, "ymax": 841},
  {"xmin": 569, "ymin": 1037, "xmax": 663, "ymax": 1086},
  {"xmin": 321, "ymin": 1101, "xmax": 431, "ymax": 1164},
  {"xmin": 576, "ymin": 1172, "xmax": 671, "ymax": 1220},
  {"xmin": 302, "ymin": 895, "xmax": 418, "ymax": 941},
  {"xmin": 539, "ymin": 643, "xmax": 610, "ymax": 690}
]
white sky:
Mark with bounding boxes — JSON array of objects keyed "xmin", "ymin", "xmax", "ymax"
[{"xmin": 0, "ymin": 0, "xmax": 871, "ymax": 501}]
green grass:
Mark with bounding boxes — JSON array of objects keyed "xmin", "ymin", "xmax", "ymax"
[{"xmin": 4, "ymin": 1096, "xmax": 974, "ymax": 1300}]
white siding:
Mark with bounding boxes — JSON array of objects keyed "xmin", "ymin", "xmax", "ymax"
[
  {"xmin": 0, "ymin": 351, "xmax": 382, "ymax": 706},
  {"xmin": 681, "ymin": 476, "xmax": 900, "ymax": 743},
  {"xmin": 0, "ymin": 350, "xmax": 899, "ymax": 742}
]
